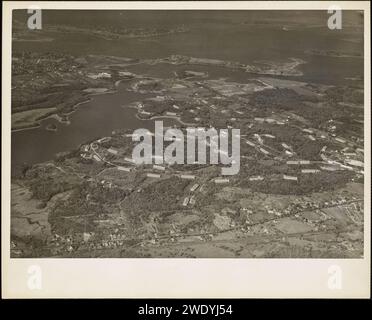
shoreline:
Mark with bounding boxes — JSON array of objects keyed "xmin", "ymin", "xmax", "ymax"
[
  {"xmin": 11, "ymin": 98, "xmax": 91, "ymax": 133},
  {"xmin": 127, "ymin": 102, "xmax": 197, "ymax": 127},
  {"xmin": 139, "ymin": 114, "xmax": 197, "ymax": 127},
  {"xmin": 159, "ymin": 56, "xmax": 307, "ymax": 77},
  {"xmin": 11, "ymin": 54, "xmax": 307, "ymax": 134},
  {"xmin": 11, "ymin": 88, "xmax": 120, "ymax": 133}
]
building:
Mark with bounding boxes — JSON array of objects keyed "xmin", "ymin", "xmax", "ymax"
[
  {"xmin": 335, "ymin": 137, "xmax": 346, "ymax": 144},
  {"xmin": 283, "ymin": 175, "xmax": 298, "ymax": 181},
  {"xmin": 254, "ymin": 134, "xmax": 264, "ymax": 145},
  {"xmin": 259, "ymin": 148, "xmax": 270, "ymax": 155},
  {"xmin": 118, "ymin": 166, "xmax": 131, "ymax": 172},
  {"xmin": 87, "ymin": 72, "xmax": 111, "ymax": 79},
  {"xmin": 214, "ymin": 178, "xmax": 229, "ymax": 184},
  {"xmin": 83, "ymin": 232, "xmax": 93, "ymax": 242},
  {"xmin": 345, "ymin": 159, "xmax": 364, "ymax": 167},
  {"xmin": 180, "ymin": 174, "xmax": 195, "ymax": 180},
  {"xmin": 302, "ymin": 128, "xmax": 314, "ymax": 134},
  {"xmin": 190, "ymin": 184, "xmax": 199, "ymax": 192},
  {"xmin": 147, "ymin": 173, "xmax": 161, "ymax": 178},
  {"xmin": 320, "ymin": 166, "xmax": 339, "ymax": 171},
  {"xmin": 249, "ymin": 176, "xmax": 264, "ymax": 181},
  {"xmin": 189, "ymin": 195, "xmax": 196, "ymax": 205},
  {"xmin": 182, "ymin": 197, "xmax": 189, "ymax": 206},
  {"xmin": 301, "ymin": 169, "xmax": 320, "ymax": 174},
  {"xmin": 118, "ymin": 71, "xmax": 135, "ymax": 78},
  {"xmin": 107, "ymin": 148, "xmax": 118, "ymax": 155},
  {"xmin": 246, "ymin": 140, "xmax": 256, "ymax": 147},
  {"xmin": 265, "ymin": 118, "xmax": 276, "ymax": 124},
  {"xmin": 285, "ymin": 150, "xmax": 293, "ymax": 156},
  {"xmin": 287, "ymin": 160, "xmax": 299, "ymax": 165},
  {"xmin": 93, "ymin": 155, "xmax": 101, "ymax": 162},
  {"xmin": 308, "ymin": 135, "xmax": 316, "ymax": 141},
  {"xmin": 153, "ymin": 165, "xmax": 166, "ymax": 171},
  {"xmin": 80, "ymin": 153, "xmax": 92, "ymax": 160}
]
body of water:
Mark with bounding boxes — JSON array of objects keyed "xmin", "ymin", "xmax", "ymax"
[
  {"xmin": 11, "ymin": 10, "xmax": 364, "ymax": 169},
  {"xmin": 11, "ymin": 83, "xmax": 175, "ymax": 169}
]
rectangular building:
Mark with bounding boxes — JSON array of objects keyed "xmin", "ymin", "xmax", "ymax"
[
  {"xmin": 346, "ymin": 159, "xmax": 364, "ymax": 167},
  {"xmin": 180, "ymin": 175, "xmax": 195, "ymax": 180},
  {"xmin": 147, "ymin": 173, "xmax": 161, "ymax": 178},
  {"xmin": 214, "ymin": 178, "xmax": 229, "ymax": 184},
  {"xmin": 308, "ymin": 135, "xmax": 316, "ymax": 141},
  {"xmin": 190, "ymin": 184, "xmax": 199, "ymax": 192},
  {"xmin": 182, "ymin": 197, "xmax": 189, "ymax": 206},
  {"xmin": 107, "ymin": 148, "xmax": 118, "ymax": 155},
  {"xmin": 153, "ymin": 165, "xmax": 166, "ymax": 171},
  {"xmin": 301, "ymin": 169, "xmax": 320, "ymax": 174},
  {"xmin": 259, "ymin": 148, "xmax": 269, "ymax": 155},
  {"xmin": 249, "ymin": 176, "xmax": 264, "ymax": 181},
  {"xmin": 283, "ymin": 175, "xmax": 298, "ymax": 181},
  {"xmin": 287, "ymin": 160, "xmax": 299, "ymax": 165}
]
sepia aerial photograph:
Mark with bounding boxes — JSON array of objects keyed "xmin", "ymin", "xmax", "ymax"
[{"xmin": 10, "ymin": 9, "xmax": 365, "ymax": 259}]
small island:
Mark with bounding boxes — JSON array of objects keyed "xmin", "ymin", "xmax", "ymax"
[{"xmin": 45, "ymin": 123, "xmax": 58, "ymax": 132}]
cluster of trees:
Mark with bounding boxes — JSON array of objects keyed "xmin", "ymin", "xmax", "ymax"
[
  {"xmin": 296, "ymin": 141, "xmax": 323, "ymax": 161},
  {"xmin": 250, "ymin": 88, "xmax": 315, "ymax": 111},
  {"xmin": 136, "ymin": 80, "xmax": 165, "ymax": 92},
  {"xmin": 12, "ymin": 52, "xmax": 77, "ymax": 76},
  {"xmin": 49, "ymin": 181, "xmax": 128, "ymax": 234},
  {"xmin": 244, "ymin": 171, "xmax": 353, "ymax": 195},
  {"xmin": 143, "ymin": 99, "xmax": 173, "ymax": 115},
  {"xmin": 325, "ymin": 86, "xmax": 364, "ymax": 106},
  {"xmin": 249, "ymin": 87, "xmax": 349, "ymax": 127},
  {"xmin": 24, "ymin": 165, "xmax": 80, "ymax": 202},
  {"xmin": 121, "ymin": 176, "xmax": 189, "ymax": 216}
]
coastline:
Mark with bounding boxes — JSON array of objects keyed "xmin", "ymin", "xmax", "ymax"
[
  {"xmin": 11, "ymin": 98, "xmax": 91, "ymax": 133},
  {"xmin": 11, "ymin": 53, "xmax": 308, "ymax": 134},
  {"xmin": 127, "ymin": 101, "xmax": 197, "ymax": 127},
  {"xmin": 140, "ymin": 114, "xmax": 197, "ymax": 127},
  {"xmin": 159, "ymin": 56, "xmax": 307, "ymax": 77},
  {"xmin": 11, "ymin": 88, "xmax": 119, "ymax": 133}
]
